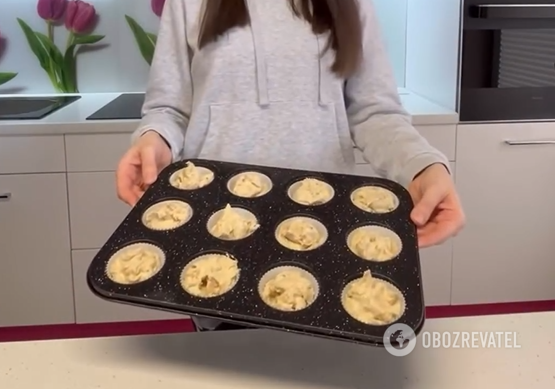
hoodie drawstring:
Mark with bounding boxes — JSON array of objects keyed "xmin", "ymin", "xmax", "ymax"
[
  {"xmin": 245, "ymin": 0, "xmax": 270, "ymax": 107},
  {"xmin": 315, "ymin": 35, "xmax": 327, "ymax": 106}
]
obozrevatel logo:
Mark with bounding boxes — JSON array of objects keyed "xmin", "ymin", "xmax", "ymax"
[{"xmin": 383, "ymin": 323, "xmax": 417, "ymax": 357}]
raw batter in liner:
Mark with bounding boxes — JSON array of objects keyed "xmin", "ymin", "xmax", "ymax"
[
  {"xmin": 342, "ymin": 270, "xmax": 404, "ymax": 325},
  {"xmin": 143, "ymin": 201, "xmax": 191, "ymax": 230},
  {"xmin": 170, "ymin": 161, "xmax": 214, "ymax": 189},
  {"xmin": 261, "ymin": 268, "xmax": 316, "ymax": 311},
  {"xmin": 230, "ymin": 172, "xmax": 269, "ymax": 197},
  {"xmin": 107, "ymin": 245, "xmax": 163, "ymax": 284},
  {"xmin": 351, "ymin": 186, "xmax": 397, "ymax": 213},
  {"xmin": 290, "ymin": 178, "xmax": 332, "ymax": 205},
  {"xmin": 210, "ymin": 204, "xmax": 259, "ymax": 240},
  {"xmin": 276, "ymin": 217, "xmax": 324, "ymax": 250},
  {"xmin": 181, "ymin": 254, "xmax": 239, "ymax": 297},
  {"xmin": 348, "ymin": 228, "xmax": 400, "ymax": 261}
]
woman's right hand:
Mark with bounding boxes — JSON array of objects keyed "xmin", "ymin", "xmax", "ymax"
[{"xmin": 116, "ymin": 131, "xmax": 172, "ymax": 206}]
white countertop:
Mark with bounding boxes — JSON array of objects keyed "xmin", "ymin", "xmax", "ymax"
[
  {"xmin": 0, "ymin": 89, "xmax": 458, "ymax": 136},
  {"xmin": 1, "ymin": 312, "xmax": 553, "ymax": 389}
]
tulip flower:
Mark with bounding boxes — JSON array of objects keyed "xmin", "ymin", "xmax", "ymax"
[
  {"xmin": 65, "ymin": 0, "xmax": 96, "ymax": 34},
  {"xmin": 18, "ymin": 0, "xmax": 105, "ymax": 93},
  {"xmin": 37, "ymin": 0, "xmax": 67, "ymax": 22},
  {"xmin": 151, "ymin": 0, "xmax": 166, "ymax": 17}
]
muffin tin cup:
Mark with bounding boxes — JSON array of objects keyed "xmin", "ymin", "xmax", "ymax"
[
  {"xmin": 227, "ymin": 171, "xmax": 273, "ymax": 198},
  {"xmin": 341, "ymin": 273, "xmax": 407, "ymax": 326},
  {"xmin": 257, "ymin": 265, "xmax": 320, "ymax": 312},
  {"xmin": 141, "ymin": 200, "xmax": 193, "ymax": 231},
  {"xmin": 105, "ymin": 242, "xmax": 166, "ymax": 285},
  {"xmin": 87, "ymin": 159, "xmax": 425, "ymax": 346}
]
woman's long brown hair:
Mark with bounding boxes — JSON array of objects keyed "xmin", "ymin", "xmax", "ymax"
[{"xmin": 198, "ymin": 0, "xmax": 363, "ymax": 78}]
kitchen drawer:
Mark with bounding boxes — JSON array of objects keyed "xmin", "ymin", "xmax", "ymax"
[
  {"xmin": 354, "ymin": 124, "xmax": 456, "ymax": 165},
  {"xmin": 72, "ymin": 249, "xmax": 183, "ymax": 323},
  {"xmin": 68, "ymin": 171, "xmax": 130, "ymax": 249},
  {"xmin": 0, "ymin": 135, "xmax": 65, "ymax": 174},
  {"xmin": 65, "ymin": 133, "xmax": 131, "ymax": 172}
]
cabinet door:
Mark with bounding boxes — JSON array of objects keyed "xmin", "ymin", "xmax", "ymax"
[
  {"xmin": 67, "ymin": 172, "xmax": 130, "ymax": 249},
  {"xmin": 0, "ymin": 174, "xmax": 74, "ymax": 327},
  {"xmin": 453, "ymin": 123, "xmax": 555, "ymax": 304},
  {"xmin": 72, "ymin": 249, "xmax": 183, "ymax": 323}
]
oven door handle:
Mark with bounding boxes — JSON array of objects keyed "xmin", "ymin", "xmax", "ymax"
[
  {"xmin": 471, "ymin": 4, "xmax": 555, "ymax": 19},
  {"xmin": 504, "ymin": 140, "xmax": 555, "ymax": 146}
]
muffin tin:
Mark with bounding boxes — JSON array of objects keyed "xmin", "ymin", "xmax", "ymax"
[{"xmin": 87, "ymin": 159, "xmax": 425, "ymax": 345}]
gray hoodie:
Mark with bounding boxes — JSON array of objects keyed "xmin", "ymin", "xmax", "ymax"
[{"xmin": 132, "ymin": 0, "xmax": 449, "ymax": 187}]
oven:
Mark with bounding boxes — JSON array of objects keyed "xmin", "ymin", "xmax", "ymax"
[{"xmin": 460, "ymin": 0, "xmax": 555, "ymax": 122}]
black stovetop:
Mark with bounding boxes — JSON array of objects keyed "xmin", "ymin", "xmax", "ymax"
[
  {"xmin": 0, "ymin": 95, "xmax": 81, "ymax": 120},
  {"xmin": 87, "ymin": 93, "xmax": 144, "ymax": 120}
]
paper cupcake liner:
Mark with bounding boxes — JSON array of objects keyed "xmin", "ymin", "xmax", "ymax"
[
  {"xmin": 180, "ymin": 253, "xmax": 240, "ymax": 298},
  {"xmin": 258, "ymin": 265, "xmax": 320, "ymax": 312},
  {"xmin": 141, "ymin": 200, "xmax": 193, "ymax": 231},
  {"xmin": 341, "ymin": 274, "xmax": 406, "ymax": 326},
  {"xmin": 105, "ymin": 242, "xmax": 166, "ymax": 285},
  {"xmin": 227, "ymin": 171, "xmax": 273, "ymax": 198},
  {"xmin": 206, "ymin": 205, "xmax": 259, "ymax": 241},
  {"xmin": 169, "ymin": 165, "xmax": 215, "ymax": 190},
  {"xmin": 346, "ymin": 225, "xmax": 403, "ymax": 262},
  {"xmin": 287, "ymin": 178, "xmax": 335, "ymax": 206},
  {"xmin": 350, "ymin": 186, "xmax": 399, "ymax": 214},
  {"xmin": 275, "ymin": 216, "xmax": 328, "ymax": 251}
]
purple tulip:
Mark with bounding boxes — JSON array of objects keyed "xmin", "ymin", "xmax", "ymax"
[
  {"xmin": 37, "ymin": 0, "xmax": 67, "ymax": 22},
  {"xmin": 65, "ymin": 0, "xmax": 96, "ymax": 34},
  {"xmin": 151, "ymin": 0, "xmax": 166, "ymax": 17}
]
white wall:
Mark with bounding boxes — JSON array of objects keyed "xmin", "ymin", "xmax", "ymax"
[
  {"xmin": 0, "ymin": 0, "xmax": 409, "ymax": 94},
  {"xmin": 373, "ymin": 0, "xmax": 408, "ymax": 87},
  {"xmin": 405, "ymin": 0, "xmax": 461, "ymax": 111}
]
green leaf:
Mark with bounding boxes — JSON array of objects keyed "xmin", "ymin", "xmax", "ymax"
[
  {"xmin": 146, "ymin": 32, "xmax": 157, "ymax": 46},
  {"xmin": 0, "ymin": 72, "xmax": 17, "ymax": 86},
  {"xmin": 62, "ymin": 45, "xmax": 77, "ymax": 93},
  {"xmin": 34, "ymin": 31, "xmax": 65, "ymax": 88},
  {"xmin": 35, "ymin": 32, "xmax": 64, "ymax": 66},
  {"xmin": 125, "ymin": 15, "xmax": 155, "ymax": 65},
  {"xmin": 17, "ymin": 18, "xmax": 50, "ymax": 71},
  {"xmin": 73, "ymin": 34, "xmax": 105, "ymax": 45}
]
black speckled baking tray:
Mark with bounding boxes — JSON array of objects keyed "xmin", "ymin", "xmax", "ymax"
[{"xmin": 87, "ymin": 159, "xmax": 425, "ymax": 345}]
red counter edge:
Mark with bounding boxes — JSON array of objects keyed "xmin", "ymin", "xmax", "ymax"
[{"xmin": 1, "ymin": 300, "xmax": 554, "ymax": 343}]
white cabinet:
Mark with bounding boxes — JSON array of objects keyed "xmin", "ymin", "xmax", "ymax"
[
  {"xmin": 67, "ymin": 172, "xmax": 130, "ymax": 249},
  {"xmin": 0, "ymin": 174, "xmax": 74, "ymax": 327},
  {"xmin": 72, "ymin": 249, "xmax": 183, "ymax": 323},
  {"xmin": 453, "ymin": 123, "xmax": 555, "ymax": 304}
]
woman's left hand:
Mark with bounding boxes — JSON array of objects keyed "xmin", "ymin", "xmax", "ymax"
[{"xmin": 408, "ymin": 163, "xmax": 465, "ymax": 248}]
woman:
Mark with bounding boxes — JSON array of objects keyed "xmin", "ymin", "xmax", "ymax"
[{"xmin": 116, "ymin": 0, "xmax": 465, "ymax": 331}]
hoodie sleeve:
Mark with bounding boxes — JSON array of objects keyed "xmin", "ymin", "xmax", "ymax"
[
  {"xmin": 131, "ymin": 0, "xmax": 192, "ymax": 162},
  {"xmin": 344, "ymin": 0, "xmax": 450, "ymax": 188}
]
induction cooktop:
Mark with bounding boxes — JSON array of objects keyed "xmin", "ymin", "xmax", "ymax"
[
  {"xmin": 0, "ymin": 95, "xmax": 81, "ymax": 120},
  {"xmin": 86, "ymin": 93, "xmax": 144, "ymax": 120}
]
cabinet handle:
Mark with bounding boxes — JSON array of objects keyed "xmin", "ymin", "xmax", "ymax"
[
  {"xmin": 471, "ymin": 4, "xmax": 555, "ymax": 19},
  {"xmin": 0, "ymin": 192, "xmax": 11, "ymax": 201},
  {"xmin": 504, "ymin": 140, "xmax": 555, "ymax": 146}
]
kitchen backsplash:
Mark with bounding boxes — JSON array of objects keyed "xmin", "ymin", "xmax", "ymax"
[{"xmin": 0, "ymin": 0, "xmax": 407, "ymax": 94}]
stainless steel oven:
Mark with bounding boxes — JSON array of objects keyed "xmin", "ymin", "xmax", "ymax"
[{"xmin": 460, "ymin": 1, "xmax": 555, "ymax": 122}]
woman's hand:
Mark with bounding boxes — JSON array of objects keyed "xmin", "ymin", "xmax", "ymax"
[
  {"xmin": 116, "ymin": 131, "xmax": 172, "ymax": 206},
  {"xmin": 408, "ymin": 163, "xmax": 465, "ymax": 248}
]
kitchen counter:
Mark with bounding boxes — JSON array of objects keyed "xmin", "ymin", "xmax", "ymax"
[
  {"xmin": 1, "ymin": 312, "xmax": 552, "ymax": 389},
  {"xmin": 0, "ymin": 89, "xmax": 458, "ymax": 136}
]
